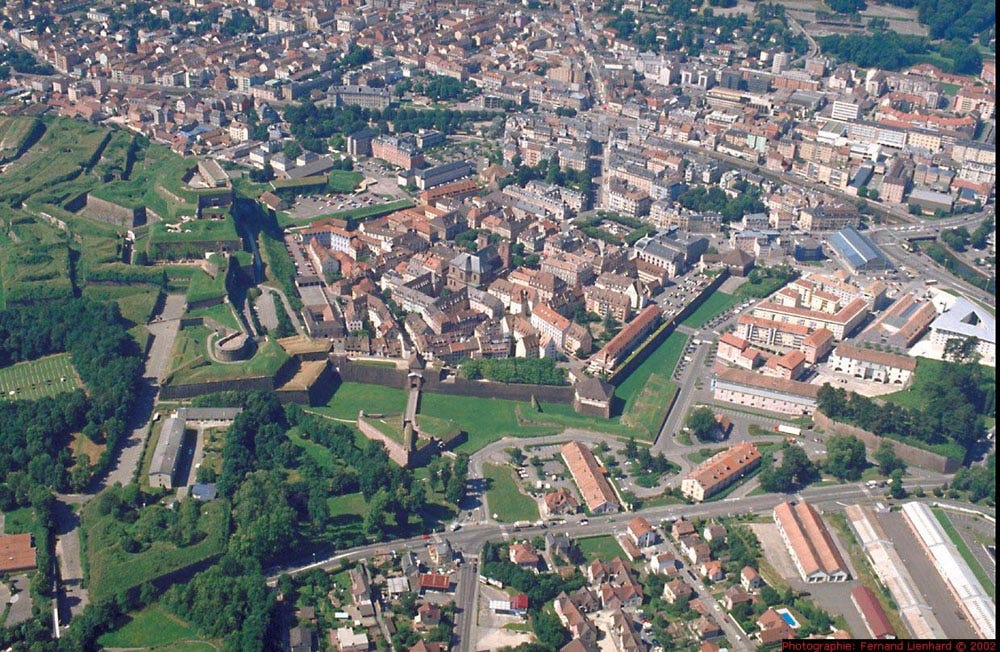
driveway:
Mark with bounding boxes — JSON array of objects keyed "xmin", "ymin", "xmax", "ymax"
[
  {"xmin": 54, "ymin": 500, "xmax": 88, "ymax": 627},
  {"xmin": 101, "ymin": 293, "xmax": 185, "ymax": 490}
]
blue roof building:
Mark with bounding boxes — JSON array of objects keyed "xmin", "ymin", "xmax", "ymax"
[{"xmin": 828, "ymin": 226, "xmax": 892, "ymax": 273}]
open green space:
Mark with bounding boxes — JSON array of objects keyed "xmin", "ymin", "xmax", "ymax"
[
  {"xmin": 576, "ymin": 535, "xmax": 625, "ymax": 563},
  {"xmin": 364, "ymin": 414, "xmax": 406, "ymax": 444},
  {"xmin": 932, "ymin": 508, "xmax": 995, "ymax": 598},
  {"xmin": 188, "ymin": 302, "xmax": 241, "ymax": 332},
  {"xmin": 0, "ymin": 116, "xmax": 39, "ymax": 160},
  {"xmin": 277, "ymin": 199, "xmax": 414, "ymax": 228},
  {"xmin": 165, "ymin": 324, "xmax": 214, "ymax": 377},
  {"xmin": 883, "ymin": 357, "xmax": 996, "ymax": 411},
  {"xmin": 82, "ymin": 283, "xmax": 162, "ymax": 327},
  {"xmin": 186, "ymin": 260, "xmax": 228, "ymax": 304},
  {"xmin": 312, "ymin": 381, "xmax": 408, "ymax": 420},
  {"xmin": 2, "ymin": 507, "xmax": 34, "ymax": 534},
  {"xmin": 151, "ymin": 216, "xmax": 240, "ymax": 245},
  {"xmin": 680, "ymin": 291, "xmax": 739, "ymax": 328},
  {"xmin": 0, "ymin": 353, "xmax": 80, "ymax": 401},
  {"xmin": 0, "ymin": 214, "xmax": 74, "ymax": 305},
  {"xmin": 168, "ymin": 336, "xmax": 289, "ymax": 386},
  {"xmin": 82, "ymin": 499, "xmax": 230, "ymax": 603},
  {"xmin": 482, "ymin": 463, "xmax": 539, "ymax": 523},
  {"xmin": 314, "ymin": 381, "xmax": 636, "ymax": 453},
  {"xmin": 0, "ymin": 117, "xmax": 109, "ymax": 205},
  {"xmin": 97, "ymin": 604, "xmax": 210, "ymax": 649},
  {"xmin": 614, "ymin": 330, "xmax": 687, "ymax": 436},
  {"xmin": 327, "ymin": 170, "xmax": 364, "ymax": 193}
]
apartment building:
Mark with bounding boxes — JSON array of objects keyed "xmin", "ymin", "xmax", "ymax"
[
  {"xmin": 711, "ymin": 367, "xmax": 820, "ymax": 415},
  {"xmin": 829, "ymin": 344, "xmax": 916, "ymax": 385},
  {"xmin": 681, "ymin": 443, "xmax": 762, "ymax": 502}
]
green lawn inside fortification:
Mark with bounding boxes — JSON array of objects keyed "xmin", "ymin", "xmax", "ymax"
[{"xmin": 680, "ymin": 291, "xmax": 739, "ymax": 328}]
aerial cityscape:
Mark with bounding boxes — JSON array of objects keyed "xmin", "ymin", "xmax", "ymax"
[{"xmin": 0, "ymin": 0, "xmax": 995, "ymax": 650}]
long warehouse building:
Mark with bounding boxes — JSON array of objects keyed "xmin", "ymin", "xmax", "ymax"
[
  {"xmin": 901, "ymin": 502, "xmax": 995, "ymax": 640},
  {"xmin": 845, "ymin": 504, "xmax": 945, "ymax": 639},
  {"xmin": 774, "ymin": 501, "xmax": 850, "ymax": 583}
]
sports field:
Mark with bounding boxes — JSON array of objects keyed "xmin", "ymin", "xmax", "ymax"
[{"xmin": 0, "ymin": 353, "xmax": 80, "ymax": 401}]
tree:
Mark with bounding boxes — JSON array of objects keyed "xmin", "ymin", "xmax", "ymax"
[
  {"xmin": 364, "ymin": 488, "xmax": 392, "ymax": 539},
  {"xmin": 889, "ymin": 468, "xmax": 907, "ymax": 499},
  {"xmin": 282, "ymin": 141, "xmax": 302, "ymax": 161},
  {"xmin": 686, "ymin": 407, "xmax": 719, "ymax": 442},
  {"xmin": 944, "ymin": 336, "xmax": 980, "ymax": 364},
  {"xmin": 825, "ymin": 434, "xmax": 868, "ymax": 481},
  {"xmin": 874, "ymin": 441, "xmax": 905, "ymax": 476},
  {"xmin": 230, "ymin": 471, "xmax": 298, "ymax": 563}
]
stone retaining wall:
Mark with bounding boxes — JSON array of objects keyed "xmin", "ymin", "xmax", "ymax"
[{"xmin": 813, "ymin": 411, "xmax": 960, "ymax": 473}]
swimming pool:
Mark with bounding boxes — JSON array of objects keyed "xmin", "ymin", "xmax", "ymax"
[{"xmin": 776, "ymin": 608, "xmax": 800, "ymax": 628}]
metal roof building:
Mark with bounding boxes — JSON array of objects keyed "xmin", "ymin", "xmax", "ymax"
[
  {"xmin": 149, "ymin": 416, "xmax": 186, "ymax": 489},
  {"xmin": 827, "ymin": 225, "xmax": 892, "ymax": 273},
  {"xmin": 901, "ymin": 502, "xmax": 995, "ymax": 640}
]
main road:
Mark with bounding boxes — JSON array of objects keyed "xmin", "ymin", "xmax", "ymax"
[{"xmin": 264, "ymin": 478, "xmax": 954, "ymax": 650}]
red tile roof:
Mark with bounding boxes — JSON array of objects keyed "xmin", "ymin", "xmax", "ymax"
[
  {"xmin": 418, "ymin": 573, "xmax": 451, "ymax": 591},
  {"xmin": 0, "ymin": 534, "xmax": 36, "ymax": 574},
  {"xmin": 561, "ymin": 441, "xmax": 620, "ymax": 512}
]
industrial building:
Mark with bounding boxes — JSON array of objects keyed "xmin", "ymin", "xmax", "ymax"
[
  {"xmin": 773, "ymin": 501, "xmax": 850, "ymax": 583},
  {"xmin": 901, "ymin": 502, "xmax": 995, "ymax": 640},
  {"xmin": 827, "ymin": 225, "xmax": 893, "ymax": 274},
  {"xmin": 148, "ymin": 415, "xmax": 187, "ymax": 489},
  {"xmin": 845, "ymin": 504, "xmax": 945, "ymax": 639}
]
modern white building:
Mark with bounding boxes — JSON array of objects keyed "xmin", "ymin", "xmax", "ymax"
[{"xmin": 928, "ymin": 294, "xmax": 996, "ymax": 365}]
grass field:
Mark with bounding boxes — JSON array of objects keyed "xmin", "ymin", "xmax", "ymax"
[
  {"xmin": 0, "ymin": 353, "xmax": 80, "ymax": 401},
  {"xmin": 97, "ymin": 604, "xmax": 212, "ymax": 649},
  {"xmin": 327, "ymin": 170, "xmax": 364, "ymax": 193},
  {"xmin": 314, "ymin": 381, "xmax": 634, "ymax": 453},
  {"xmin": 2, "ymin": 507, "xmax": 34, "ymax": 535},
  {"xmin": 0, "ymin": 116, "xmax": 39, "ymax": 160},
  {"xmin": 186, "ymin": 261, "xmax": 228, "ymax": 305},
  {"xmin": 681, "ymin": 291, "xmax": 739, "ymax": 328},
  {"xmin": 883, "ymin": 357, "xmax": 996, "ymax": 411},
  {"xmin": 169, "ymin": 336, "xmax": 289, "ymax": 385},
  {"xmin": 82, "ymin": 283, "xmax": 162, "ymax": 327},
  {"xmin": 576, "ymin": 535, "xmax": 625, "ymax": 563},
  {"xmin": 482, "ymin": 463, "xmax": 539, "ymax": 523},
  {"xmin": 0, "ymin": 118, "xmax": 109, "ymax": 204},
  {"xmin": 188, "ymin": 302, "xmax": 241, "ymax": 331},
  {"xmin": 82, "ymin": 499, "xmax": 229, "ymax": 603},
  {"xmin": 614, "ymin": 330, "xmax": 687, "ymax": 427}
]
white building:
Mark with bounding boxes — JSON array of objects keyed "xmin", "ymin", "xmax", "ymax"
[
  {"xmin": 928, "ymin": 294, "xmax": 995, "ymax": 365},
  {"xmin": 828, "ymin": 344, "xmax": 916, "ymax": 385}
]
